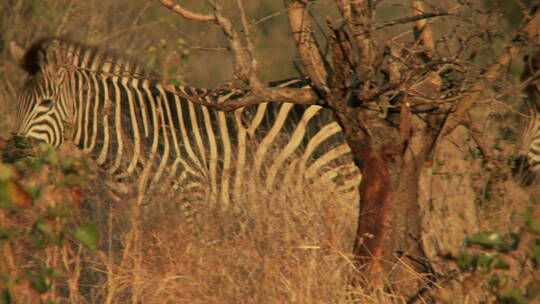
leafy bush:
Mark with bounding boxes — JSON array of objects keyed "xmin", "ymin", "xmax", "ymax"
[
  {"xmin": 442, "ymin": 208, "xmax": 540, "ymax": 303},
  {"xmin": 0, "ymin": 139, "xmax": 98, "ymax": 304}
]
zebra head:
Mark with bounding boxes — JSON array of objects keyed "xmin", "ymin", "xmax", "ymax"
[{"xmin": 13, "ymin": 38, "xmax": 74, "ymax": 147}]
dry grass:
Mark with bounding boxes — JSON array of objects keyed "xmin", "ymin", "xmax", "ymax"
[
  {"xmin": 85, "ymin": 176, "xmax": 360, "ymax": 303},
  {"xmin": 0, "ymin": 141, "xmax": 368, "ymax": 303}
]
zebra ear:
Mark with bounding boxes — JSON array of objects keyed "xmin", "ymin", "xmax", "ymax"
[
  {"xmin": 13, "ymin": 38, "xmax": 51, "ymax": 75},
  {"xmin": 9, "ymin": 41, "xmax": 25, "ymax": 65}
]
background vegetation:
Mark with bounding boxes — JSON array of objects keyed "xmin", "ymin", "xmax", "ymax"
[{"xmin": 0, "ymin": 0, "xmax": 539, "ymax": 303}]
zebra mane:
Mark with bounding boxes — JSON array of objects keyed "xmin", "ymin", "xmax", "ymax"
[{"xmin": 21, "ymin": 36, "xmax": 154, "ymax": 79}]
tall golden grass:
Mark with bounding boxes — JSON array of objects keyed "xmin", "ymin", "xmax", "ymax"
[{"xmin": 0, "ymin": 142, "xmax": 368, "ymax": 303}]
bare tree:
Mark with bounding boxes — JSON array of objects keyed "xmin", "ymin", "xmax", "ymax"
[{"xmin": 157, "ymin": 0, "xmax": 540, "ymax": 299}]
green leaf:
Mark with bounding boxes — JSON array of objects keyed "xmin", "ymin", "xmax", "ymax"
[
  {"xmin": 36, "ymin": 218, "xmax": 53, "ymax": 236},
  {"xmin": 0, "ymin": 227, "xmax": 22, "ymax": 242},
  {"xmin": 26, "ymin": 182, "xmax": 43, "ymax": 200},
  {"xmin": 0, "ymin": 288, "xmax": 12, "ymax": 304},
  {"xmin": 504, "ymin": 233, "xmax": 521, "ymax": 251},
  {"xmin": 44, "ymin": 148, "xmax": 58, "ymax": 166},
  {"xmin": 0, "ymin": 181, "xmax": 14, "ymax": 209},
  {"xmin": 0, "ymin": 180, "xmax": 32, "ymax": 210},
  {"xmin": 36, "ymin": 219, "xmax": 54, "ymax": 238},
  {"xmin": 532, "ymin": 244, "xmax": 540, "ymax": 267},
  {"xmin": 23, "ymin": 269, "xmax": 49, "ymax": 294},
  {"xmin": 60, "ymin": 173, "xmax": 84, "ymax": 186},
  {"xmin": 489, "ymin": 274, "xmax": 504, "ymax": 288},
  {"xmin": 71, "ymin": 223, "xmax": 99, "ymax": 252},
  {"xmin": 491, "ymin": 256, "xmax": 510, "ymax": 270},
  {"xmin": 476, "ymin": 253, "xmax": 495, "ymax": 270},
  {"xmin": 456, "ymin": 252, "xmax": 475, "ymax": 271},
  {"xmin": 526, "ymin": 281, "xmax": 540, "ymax": 300},
  {"xmin": 26, "ymin": 233, "xmax": 45, "ymax": 248},
  {"xmin": 497, "ymin": 286, "xmax": 527, "ymax": 304},
  {"xmin": 34, "ymin": 218, "xmax": 63, "ymax": 247},
  {"xmin": 524, "ymin": 209, "xmax": 540, "ymax": 234},
  {"xmin": 524, "ymin": 209, "xmax": 533, "ymax": 222},
  {"xmin": 47, "ymin": 205, "xmax": 72, "ymax": 218},
  {"xmin": 60, "ymin": 158, "xmax": 74, "ymax": 171},
  {"xmin": 528, "ymin": 220, "xmax": 540, "ymax": 235},
  {"xmin": 0, "ymin": 163, "xmax": 16, "ymax": 181},
  {"xmin": 43, "ymin": 268, "xmax": 65, "ymax": 280},
  {"xmin": 468, "ymin": 231, "xmax": 503, "ymax": 249}
]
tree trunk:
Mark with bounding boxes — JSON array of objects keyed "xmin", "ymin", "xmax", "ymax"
[
  {"xmin": 346, "ymin": 119, "xmax": 433, "ymax": 296},
  {"xmin": 344, "ymin": 75, "xmax": 442, "ymax": 297}
]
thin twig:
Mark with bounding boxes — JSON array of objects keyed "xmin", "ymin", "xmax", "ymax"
[
  {"xmin": 236, "ymin": 0, "xmax": 257, "ymax": 71},
  {"xmin": 461, "ymin": 113, "xmax": 494, "ymax": 162},
  {"xmin": 189, "ymin": 46, "xmax": 229, "ymax": 52},
  {"xmin": 373, "ymin": 12, "xmax": 452, "ymax": 32},
  {"xmin": 157, "ymin": 0, "xmax": 216, "ymax": 22},
  {"xmin": 132, "ymin": 1, "xmax": 152, "ymax": 26},
  {"xmin": 251, "ymin": 9, "xmax": 286, "ymax": 26}
]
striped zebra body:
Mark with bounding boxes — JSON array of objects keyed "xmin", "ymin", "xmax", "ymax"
[
  {"xmin": 15, "ymin": 37, "xmax": 360, "ymax": 206},
  {"xmin": 518, "ymin": 54, "xmax": 540, "ymax": 186},
  {"xmin": 518, "ymin": 107, "xmax": 540, "ymax": 185}
]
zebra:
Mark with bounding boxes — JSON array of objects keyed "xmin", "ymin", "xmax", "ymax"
[
  {"xmin": 523, "ymin": 113, "xmax": 540, "ymax": 175},
  {"xmin": 517, "ymin": 97, "xmax": 540, "ymax": 186},
  {"xmin": 13, "ymin": 37, "xmax": 360, "ymax": 207},
  {"xmin": 516, "ymin": 53, "xmax": 540, "ymax": 186}
]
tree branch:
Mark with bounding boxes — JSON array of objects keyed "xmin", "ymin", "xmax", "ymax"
[
  {"xmin": 157, "ymin": 0, "xmax": 216, "ymax": 22},
  {"xmin": 157, "ymin": 0, "xmax": 262, "ymax": 88},
  {"xmin": 234, "ymin": 0, "xmax": 260, "ymax": 86},
  {"xmin": 284, "ymin": 0, "xmax": 328, "ymax": 93},
  {"xmin": 439, "ymin": 10, "xmax": 540, "ymax": 138},
  {"xmin": 374, "ymin": 11, "xmax": 451, "ymax": 32},
  {"xmin": 165, "ymin": 86, "xmax": 321, "ymax": 112},
  {"xmin": 349, "ymin": 0, "xmax": 377, "ymax": 87},
  {"xmin": 412, "ymin": 1, "xmax": 435, "ymax": 52}
]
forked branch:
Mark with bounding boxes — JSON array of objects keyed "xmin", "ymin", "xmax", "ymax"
[
  {"xmin": 156, "ymin": 0, "xmax": 326, "ymax": 112},
  {"xmin": 157, "ymin": 0, "xmax": 262, "ymax": 87}
]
